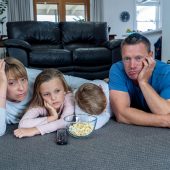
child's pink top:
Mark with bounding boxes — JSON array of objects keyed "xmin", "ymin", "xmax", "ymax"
[{"xmin": 19, "ymin": 93, "xmax": 74, "ymax": 135}]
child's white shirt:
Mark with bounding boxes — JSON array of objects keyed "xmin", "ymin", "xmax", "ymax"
[{"xmin": 74, "ymin": 80, "xmax": 112, "ymax": 130}]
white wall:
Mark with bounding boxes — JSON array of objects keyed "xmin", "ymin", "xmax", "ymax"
[
  {"xmin": 103, "ymin": 0, "xmax": 135, "ymax": 39},
  {"xmin": 162, "ymin": 0, "xmax": 170, "ymax": 62},
  {"xmin": 141, "ymin": 30, "xmax": 162, "ymax": 57}
]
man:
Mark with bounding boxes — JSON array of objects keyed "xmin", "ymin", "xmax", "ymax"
[{"xmin": 109, "ymin": 33, "xmax": 170, "ymax": 127}]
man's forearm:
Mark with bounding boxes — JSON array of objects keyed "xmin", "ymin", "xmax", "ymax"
[
  {"xmin": 139, "ymin": 81, "xmax": 170, "ymax": 115},
  {"xmin": 118, "ymin": 107, "xmax": 169, "ymax": 128}
]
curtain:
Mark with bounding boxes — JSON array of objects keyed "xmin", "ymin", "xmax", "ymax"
[
  {"xmin": 91, "ymin": 0, "xmax": 104, "ymax": 22},
  {"xmin": 7, "ymin": 0, "xmax": 32, "ymax": 21}
]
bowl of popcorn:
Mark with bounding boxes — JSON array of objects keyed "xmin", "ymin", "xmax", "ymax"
[{"xmin": 64, "ymin": 114, "xmax": 97, "ymax": 138}]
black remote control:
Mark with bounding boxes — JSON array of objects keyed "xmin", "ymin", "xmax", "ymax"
[{"xmin": 56, "ymin": 128, "xmax": 68, "ymax": 145}]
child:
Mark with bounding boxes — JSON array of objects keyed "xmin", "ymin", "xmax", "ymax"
[
  {"xmin": 14, "ymin": 68, "xmax": 74, "ymax": 138},
  {"xmin": 0, "ymin": 57, "xmax": 41, "ymax": 136},
  {"xmin": 75, "ymin": 80, "xmax": 112, "ymax": 129}
]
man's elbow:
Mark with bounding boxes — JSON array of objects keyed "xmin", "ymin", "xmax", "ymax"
[
  {"xmin": 115, "ymin": 112, "xmax": 124, "ymax": 123},
  {"xmin": 114, "ymin": 111, "xmax": 130, "ymax": 124}
]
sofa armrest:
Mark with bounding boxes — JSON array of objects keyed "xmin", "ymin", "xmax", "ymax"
[
  {"xmin": 4, "ymin": 39, "xmax": 32, "ymax": 51},
  {"xmin": 106, "ymin": 39, "xmax": 123, "ymax": 50},
  {"xmin": 104, "ymin": 39, "xmax": 123, "ymax": 63}
]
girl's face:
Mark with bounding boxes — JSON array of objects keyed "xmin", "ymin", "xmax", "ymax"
[
  {"xmin": 39, "ymin": 78, "xmax": 66, "ymax": 110},
  {"xmin": 6, "ymin": 72, "xmax": 28, "ymax": 102}
]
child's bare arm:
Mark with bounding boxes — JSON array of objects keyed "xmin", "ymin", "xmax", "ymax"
[
  {"xmin": 0, "ymin": 59, "xmax": 7, "ymax": 108},
  {"xmin": 0, "ymin": 59, "xmax": 7, "ymax": 136}
]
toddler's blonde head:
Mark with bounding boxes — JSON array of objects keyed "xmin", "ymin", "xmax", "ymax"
[{"xmin": 75, "ymin": 83, "xmax": 107, "ymax": 115}]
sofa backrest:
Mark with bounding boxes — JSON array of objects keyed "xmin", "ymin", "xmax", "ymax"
[
  {"xmin": 6, "ymin": 21, "xmax": 61, "ymax": 46},
  {"xmin": 6, "ymin": 21, "xmax": 108, "ymax": 51},
  {"xmin": 61, "ymin": 22, "xmax": 108, "ymax": 50}
]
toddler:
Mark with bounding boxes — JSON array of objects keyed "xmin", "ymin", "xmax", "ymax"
[{"xmin": 75, "ymin": 80, "xmax": 112, "ymax": 129}]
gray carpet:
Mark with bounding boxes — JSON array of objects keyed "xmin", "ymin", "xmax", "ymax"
[{"xmin": 1, "ymin": 120, "xmax": 170, "ymax": 170}]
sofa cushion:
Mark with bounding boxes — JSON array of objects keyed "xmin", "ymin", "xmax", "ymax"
[
  {"xmin": 29, "ymin": 49, "xmax": 72, "ymax": 68},
  {"xmin": 7, "ymin": 21, "xmax": 61, "ymax": 45},
  {"xmin": 73, "ymin": 47, "xmax": 112, "ymax": 66},
  {"xmin": 61, "ymin": 22, "xmax": 108, "ymax": 46},
  {"xmin": 72, "ymin": 69, "xmax": 110, "ymax": 80},
  {"xmin": 63, "ymin": 43, "xmax": 97, "ymax": 51},
  {"xmin": 32, "ymin": 44, "xmax": 63, "ymax": 50}
]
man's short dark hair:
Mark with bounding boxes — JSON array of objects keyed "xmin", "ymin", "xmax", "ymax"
[{"xmin": 121, "ymin": 33, "xmax": 151, "ymax": 52}]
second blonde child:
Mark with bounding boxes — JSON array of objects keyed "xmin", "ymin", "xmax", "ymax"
[{"xmin": 14, "ymin": 68, "xmax": 74, "ymax": 138}]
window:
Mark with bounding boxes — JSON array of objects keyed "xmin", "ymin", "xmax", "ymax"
[
  {"xmin": 33, "ymin": 0, "xmax": 90, "ymax": 22},
  {"xmin": 36, "ymin": 3, "xmax": 59, "ymax": 22},
  {"xmin": 66, "ymin": 4, "xmax": 85, "ymax": 21},
  {"xmin": 136, "ymin": 0, "xmax": 161, "ymax": 32}
]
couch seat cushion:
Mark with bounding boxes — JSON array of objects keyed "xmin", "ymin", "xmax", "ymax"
[
  {"xmin": 73, "ymin": 47, "xmax": 111, "ymax": 66},
  {"xmin": 32, "ymin": 44, "xmax": 63, "ymax": 50},
  {"xmin": 29, "ymin": 49, "xmax": 72, "ymax": 68}
]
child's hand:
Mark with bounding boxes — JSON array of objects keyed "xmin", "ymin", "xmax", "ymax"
[
  {"xmin": 44, "ymin": 101, "xmax": 59, "ymax": 119},
  {"xmin": 14, "ymin": 128, "xmax": 40, "ymax": 138},
  {"xmin": 0, "ymin": 59, "xmax": 7, "ymax": 87}
]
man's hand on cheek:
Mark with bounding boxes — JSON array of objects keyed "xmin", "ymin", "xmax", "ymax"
[{"xmin": 137, "ymin": 57, "xmax": 156, "ymax": 84}]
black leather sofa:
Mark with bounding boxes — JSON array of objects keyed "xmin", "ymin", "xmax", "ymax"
[{"xmin": 4, "ymin": 21, "xmax": 122, "ymax": 80}]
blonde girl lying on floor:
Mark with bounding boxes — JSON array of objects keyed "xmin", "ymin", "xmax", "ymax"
[{"xmin": 14, "ymin": 68, "xmax": 74, "ymax": 138}]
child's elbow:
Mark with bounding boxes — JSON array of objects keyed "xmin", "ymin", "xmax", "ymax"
[
  {"xmin": 18, "ymin": 120, "xmax": 26, "ymax": 128},
  {"xmin": 0, "ymin": 126, "xmax": 6, "ymax": 136}
]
